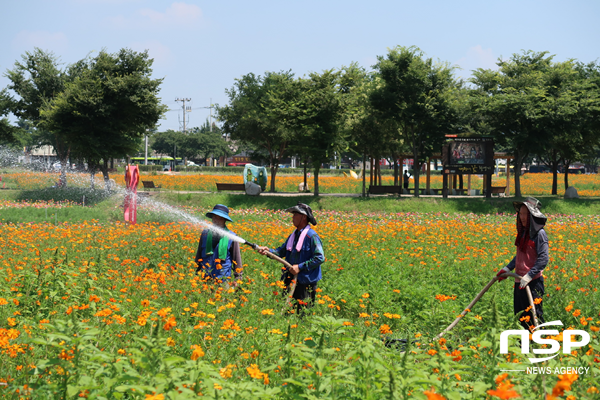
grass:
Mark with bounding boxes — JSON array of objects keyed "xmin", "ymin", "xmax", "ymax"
[
  {"xmin": 3, "ymin": 190, "xmax": 600, "ymax": 225},
  {"xmin": 155, "ymin": 192, "xmax": 600, "ymax": 216}
]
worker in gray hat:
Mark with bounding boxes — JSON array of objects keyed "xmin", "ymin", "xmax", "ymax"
[
  {"xmin": 495, "ymin": 197, "xmax": 549, "ymax": 330},
  {"xmin": 257, "ymin": 202, "xmax": 325, "ymax": 314}
]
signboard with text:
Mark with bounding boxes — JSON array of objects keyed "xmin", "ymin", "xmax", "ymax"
[{"xmin": 441, "ymin": 137, "xmax": 494, "ymax": 174}]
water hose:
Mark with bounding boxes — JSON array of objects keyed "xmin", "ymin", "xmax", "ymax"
[
  {"xmin": 243, "ymin": 241, "xmax": 297, "ymax": 305},
  {"xmin": 434, "ymin": 271, "xmax": 537, "ymax": 340}
]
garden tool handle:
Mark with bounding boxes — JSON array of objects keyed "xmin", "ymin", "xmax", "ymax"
[
  {"xmin": 498, "ymin": 272, "xmax": 538, "ymax": 328},
  {"xmin": 245, "ymin": 241, "xmax": 297, "ymax": 304},
  {"xmin": 263, "ymin": 251, "xmax": 293, "ymax": 270},
  {"xmin": 434, "ymin": 271, "xmax": 538, "ymax": 340},
  {"xmin": 434, "ymin": 276, "xmax": 497, "ymax": 340}
]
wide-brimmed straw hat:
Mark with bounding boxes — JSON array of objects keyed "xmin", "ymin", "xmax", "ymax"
[
  {"xmin": 285, "ymin": 202, "xmax": 317, "ymax": 225},
  {"xmin": 206, "ymin": 204, "xmax": 233, "ymax": 222},
  {"xmin": 513, "ymin": 197, "xmax": 546, "ymax": 222}
]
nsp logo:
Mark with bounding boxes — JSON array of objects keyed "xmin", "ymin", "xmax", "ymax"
[{"xmin": 500, "ymin": 320, "xmax": 590, "ymax": 363}]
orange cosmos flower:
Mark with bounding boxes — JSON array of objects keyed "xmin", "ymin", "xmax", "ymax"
[
  {"xmin": 379, "ymin": 324, "xmax": 392, "ymax": 335},
  {"xmin": 487, "ymin": 373, "xmax": 520, "ymax": 399},
  {"xmin": 423, "ymin": 388, "xmax": 447, "ymax": 400},
  {"xmin": 163, "ymin": 316, "xmax": 177, "ymax": 331},
  {"xmin": 190, "ymin": 344, "xmax": 205, "ymax": 360}
]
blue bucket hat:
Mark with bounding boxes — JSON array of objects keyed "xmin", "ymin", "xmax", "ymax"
[{"xmin": 206, "ymin": 204, "xmax": 233, "ymax": 222}]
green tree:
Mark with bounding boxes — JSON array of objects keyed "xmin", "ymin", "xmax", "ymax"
[
  {"xmin": 151, "ymin": 129, "xmax": 185, "ymax": 165},
  {"xmin": 471, "ymin": 51, "xmax": 555, "ymax": 197},
  {"xmin": 152, "ymin": 122, "xmax": 231, "ymax": 167},
  {"xmin": 371, "ymin": 46, "xmax": 458, "ymax": 197},
  {"xmin": 4, "ymin": 48, "xmax": 71, "ymax": 183},
  {"xmin": 185, "ymin": 120, "xmax": 232, "ymax": 162},
  {"xmin": 344, "ymin": 70, "xmax": 404, "ymax": 193},
  {"xmin": 218, "ymin": 71, "xmax": 299, "ymax": 192},
  {"xmin": 290, "ymin": 70, "xmax": 342, "ymax": 196},
  {"xmin": 40, "ymin": 49, "xmax": 167, "ymax": 189},
  {"xmin": 0, "ymin": 89, "xmax": 22, "ymax": 145}
]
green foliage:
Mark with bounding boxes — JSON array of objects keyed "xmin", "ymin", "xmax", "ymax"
[
  {"xmin": 3, "ymin": 48, "xmax": 71, "ymax": 165},
  {"xmin": 152, "ymin": 122, "xmax": 231, "ymax": 162},
  {"xmin": 371, "ymin": 46, "xmax": 460, "ymax": 197},
  {"xmin": 218, "ymin": 71, "xmax": 300, "ymax": 192},
  {"xmin": 39, "ymin": 48, "xmax": 167, "ymax": 177}
]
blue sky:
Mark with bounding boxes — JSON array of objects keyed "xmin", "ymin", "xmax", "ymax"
[{"xmin": 2, "ymin": 0, "xmax": 599, "ymax": 131}]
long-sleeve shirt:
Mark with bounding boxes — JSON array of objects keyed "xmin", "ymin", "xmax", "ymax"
[
  {"xmin": 271, "ymin": 227, "xmax": 325, "ymax": 284},
  {"xmin": 506, "ymin": 229, "xmax": 549, "ymax": 278}
]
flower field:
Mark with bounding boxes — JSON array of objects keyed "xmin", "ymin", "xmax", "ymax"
[
  {"xmin": 3, "ymin": 171, "xmax": 600, "ymax": 196},
  {"xmin": 0, "ymin": 201, "xmax": 599, "ymax": 399}
]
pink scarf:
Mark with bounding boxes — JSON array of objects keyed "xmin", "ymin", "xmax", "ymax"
[{"xmin": 286, "ymin": 226, "xmax": 309, "ymax": 252}]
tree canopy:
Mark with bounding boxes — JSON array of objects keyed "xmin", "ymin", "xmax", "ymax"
[
  {"xmin": 39, "ymin": 49, "xmax": 167, "ymax": 186},
  {"xmin": 218, "ymin": 71, "xmax": 299, "ymax": 192},
  {"xmin": 371, "ymin": 46, "xmax": 459, "ymax": 197}
]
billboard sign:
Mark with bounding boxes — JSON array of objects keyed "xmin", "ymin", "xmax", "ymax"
[{"xmin": 442, "ymin": 137, "xmax": 494, "ymax": 174}]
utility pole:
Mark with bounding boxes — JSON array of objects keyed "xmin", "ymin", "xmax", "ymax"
[
  {"xmin": 209, "ymin": 98, "xmax": 213, "ymax": 132},
  {"xmin": 200, "ymin": 99, "xmax": 214, "ymax": 132},
  {"xmin": 175, "ymin": 98, "xmax": 192, "ymax": 134}
]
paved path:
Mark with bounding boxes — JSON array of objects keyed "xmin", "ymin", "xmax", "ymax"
[{"xmin": 167, "ymin": 190, "xmax": 492, "ymax": 198}]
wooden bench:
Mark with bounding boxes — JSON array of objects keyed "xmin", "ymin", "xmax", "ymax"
[
  {"xmin": 368, "ymin": 185, "xmax": 401, "ymax": 195},
  {"xmin": 142, "ymin": 181, "xmax": 162, "ymax": 191},
  {"xmin": 216, "ymin": 183, "xmax": 246, "ymax": 191},
  {"xmin": 490, "ymin": 186, "xmax": 507, "ymax": 196}
]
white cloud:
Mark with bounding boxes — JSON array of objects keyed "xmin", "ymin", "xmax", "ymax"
[
  {"xmin": 110, "ymin": 2, "xmax": 202, "ymax": 29},
  {"xmin": 12, "ymin": 31, "xmax": 69, "ymax": 53},
  {"xmin": 454, "ymin": 45, "xmax": 498, "ymax": 79}
]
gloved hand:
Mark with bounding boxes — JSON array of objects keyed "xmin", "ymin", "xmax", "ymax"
[
  {"xmin": 519, "ymin": 273, "xmax": 532, "ymax": 289},
  {"xmin": 495, "ymin": 266, "xmax": 511, "ymax": 281}
]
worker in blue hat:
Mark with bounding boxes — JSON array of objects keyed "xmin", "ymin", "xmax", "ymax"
[{"xmin": 195, "ymin": 204, "xmax": 243, "ymax": 284}]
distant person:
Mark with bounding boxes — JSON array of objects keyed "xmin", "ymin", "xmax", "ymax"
[
  {"xmin": 257, "ymin": 202, "xmax": 324, "ymax": 314},
  {"xmin": 403, "ymin": 170, "xmax": 411, "ymax": 190},
  {"xmin": 496, "ymin": 197, "xmax": 548, "ymax": 330},
  {"xmin": 195, "ymin": 204, "xmax": 242, "ymax": 285}
]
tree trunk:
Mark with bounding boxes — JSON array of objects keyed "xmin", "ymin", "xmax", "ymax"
[
  {"xmin": 313, "ymin": 163, "xmax": 321, "ymax": 196},
  {"xmin": 269, "ymin": 165, "xmax": 278, "ymax": 192},
  {"xmin": 369, "ymin": 157, "xmax": 374, "ymax": 186},
  {"xmin": 303, "ymin": 158, "xmax": 308, "ymax": 192},
  {"xmin": 101, "ymin": 158, "xmax": 112, "ymax": 192},
  {"xmin": 563, "ymin": 159, "xmax": 571, "ymax": 191},
  {"xmin": 393, "ymin": 156, "xmax": 399, "ymax": 186},
  {"xmin": 413, "ymin": 144, "xmax": 420, "ymax": 198},
  {"xmin": 59, "ymin": 159, "xmax": 68, "ymax": 188},
  {"xmin": 513, "ymin": 150, "xmax": 527, "ymax": 198},
  {"xmin": 550, "ymin": 150, "xmax": 560, "ymax": 195},
  {"xmin": 362, "ymin": 153, "xmax": 366, "ymax": 197},
  {"xmin": 268, "ymin": 153, "xmax": 280, "ymax": 192}
]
